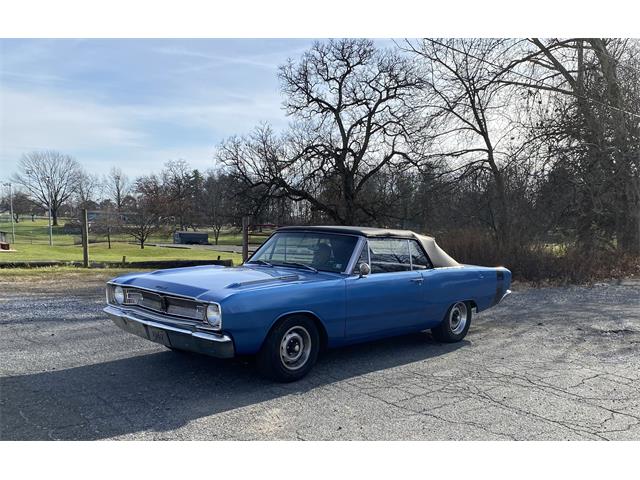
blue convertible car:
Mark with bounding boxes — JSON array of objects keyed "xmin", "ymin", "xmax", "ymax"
[{"xmin": 105, "ymin": 226, "xmax": 511, "ymax": 381}]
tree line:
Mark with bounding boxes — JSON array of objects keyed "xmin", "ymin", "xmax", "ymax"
[
  {"xmin": 3, "ymin": 38, "xmax": 639, "ymax": 277},
  {"xmin": 219, "ymin": 38, "xmax": 639, "ymax": 258}
]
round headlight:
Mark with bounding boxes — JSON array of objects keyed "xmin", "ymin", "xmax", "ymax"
[
  {"xmin": 206, "ymin": 304, "xmax": 222, "ymax": 330},
  {"xmin": 113, "ymin": 286, "xmax": 125, "ymax": 305}
]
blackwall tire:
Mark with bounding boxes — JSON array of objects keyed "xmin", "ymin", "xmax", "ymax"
[
  {"xmin": 257, "ymin": 315, "xmax": 320, "ymax": 382},
  {"xmin": 431, "ymin": 301, "xmax": 472, "ymax": 343}
]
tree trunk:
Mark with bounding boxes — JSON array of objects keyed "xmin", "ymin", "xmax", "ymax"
[
  {"xmin": 589, "ymin": 38, "xmax": 639, "ymax": 253},
  {"xmin": 342, "ymin": 172, "xmax": 356, "ymax": 225}
]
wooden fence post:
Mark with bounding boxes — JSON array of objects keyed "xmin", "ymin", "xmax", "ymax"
[
  {"xmin": 82, "ymin": 208, "xmax": 90, "ymax": 268},
  {"xmin": 242, "ymin": 216, "xmax": 249, "ymax": 262}
]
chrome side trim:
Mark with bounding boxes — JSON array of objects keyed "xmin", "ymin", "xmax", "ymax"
[{"xmin": 498, "ymin": 289, "xmax": 512, "ymax": 304}]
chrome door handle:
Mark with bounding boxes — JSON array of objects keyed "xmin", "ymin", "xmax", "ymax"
[{"xmin": 410, "ymin": 278, "xmax": 423, "ymax": 284}]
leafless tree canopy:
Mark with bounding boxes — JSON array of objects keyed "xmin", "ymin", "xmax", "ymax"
[
  {"xmin": 219, "ymin": 39, "xmax": 427, "ymax": 224},
  {"xmin": 216, "ymin": 37, "xmax": 639, "ymax": 258},
  {"xmin": 11, "ymin": 150, "xmax": 82, "ymax": 226},
  {"xmin": 104, "ymin": 167, "xmax": 131, "ymax": 212}
]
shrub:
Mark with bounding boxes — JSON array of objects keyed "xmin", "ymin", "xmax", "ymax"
[{"xmin": 437, "ymin": 229, "xmax": 640, "ymax": 284}]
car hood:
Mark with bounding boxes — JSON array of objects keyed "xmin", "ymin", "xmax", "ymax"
[{"xmin": 112, "ymin": 264, "xmax": 339, "ymax": 302}]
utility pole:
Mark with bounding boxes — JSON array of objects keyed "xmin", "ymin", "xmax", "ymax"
[
  {"xmin": 81, "ymin": 208, "xmax": 89, "ymax": 268},
  {"xmin": 242, "ymin": 216, "xmax": 249, "ymax": 262},
  {"xmin": 2, "ymin": 182, "xmax": 15, "ymax": 244},
  {"xmin": 45, "ymin": 175, "xmax": 53, "ymax": 246},
  {"xmin": 48, "ymin": 201, "xmax": 53, "ymax": 246}
]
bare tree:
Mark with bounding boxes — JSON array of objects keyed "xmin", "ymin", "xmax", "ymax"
[
  {"xmin": 203, "ymin": 172, "xmax": 224, "ymax": 244},
  {"xmin": 405, "ymin": 38, "xmax": 523, "ymax": 248},
  {"xmin": 161, "ymin": 159, "xmax": 201, "ymax": 230},
  {"xmin": 104, "ymin": 167, "xmax": 131, "ymax": 212},
  {"xmin": 501, "ymin": 38, "xmax": 640, "ymax": 253},
  {"xmin": 11, "ymin": 150, "xmax": 82, "ymax": 226},
  {"xmin": 220, "ymin": 39, "xmax": 425, "ymax": 225},
  {"xmin": 0, "ymin": 191, "xmax": 36, "ymax": 223},
  {"xmin": 202, "ymin": 171, "xmax": 236, "ymax": 244},
  {"xmin": 124, "ymin": 200, "xmax": 160, "ymax": 249},
  {"xmin": 123, "ymin": 176, "xmax": 164, "ymax": 249},
  {"xmin": 76, "ymin": 170, "xmax": 101, "ymax": 209}
]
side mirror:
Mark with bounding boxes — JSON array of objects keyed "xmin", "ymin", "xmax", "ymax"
[{"xmin": 358, "ymin": 262, "xmax": 371, "ymax": 277}]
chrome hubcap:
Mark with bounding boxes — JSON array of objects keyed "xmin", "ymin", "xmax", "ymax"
[
  {"xmin": 449, "ymin": 302, "xmax": 468, "ymax": 335},
  {"xmin": 280, "ymin": 326, "xmax": 312, "ymax": 371}
]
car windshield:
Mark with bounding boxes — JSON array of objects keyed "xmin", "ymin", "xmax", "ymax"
[{"xmin": 248, "ymin": 231, "xmax": 358, "ymax": 273}]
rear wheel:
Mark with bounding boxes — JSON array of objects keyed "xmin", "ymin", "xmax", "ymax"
[
  {"xmin": 431, "ymin": 301, "xmax": 472, "ymax": 342},
  {"xmin": 257, "ymin": 315, "xmax": 319, "ymax": 382}
]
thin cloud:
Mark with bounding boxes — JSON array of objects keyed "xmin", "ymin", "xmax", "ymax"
[
  {"xmin": 154, "ymin": 46, "xmax": 277, "ymax": 70},
  {"xmin": 0, "ymin": 39, "xmax": 307, "ymax": 177}
]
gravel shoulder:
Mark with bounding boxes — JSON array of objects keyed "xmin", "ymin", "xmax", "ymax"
[{"xmin": 1, "ymin": 273, "xmax": 639, "ymax": 440}]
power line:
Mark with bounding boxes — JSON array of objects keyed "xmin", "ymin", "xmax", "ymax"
[{"xmin": 423, "ymin": 38, "xmax": 640, "ymax": 121}]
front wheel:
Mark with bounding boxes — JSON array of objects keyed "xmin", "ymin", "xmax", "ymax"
[
  {"xmin": 431, "ymin": 301, "xmax": 472, "ymax": 342},
  {"xmin": 257, "ymin": 315, "xmax": 320, "ymax": 382}
]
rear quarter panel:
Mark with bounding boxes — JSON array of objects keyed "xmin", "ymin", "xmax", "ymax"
[{"xmin": 421, "ymin": 265, "xmax": 511, "ymax": 325}]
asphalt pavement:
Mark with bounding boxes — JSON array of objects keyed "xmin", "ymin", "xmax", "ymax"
[{"xmin": 1, "ymin": 273, "xmax": 639, "ymax": 440}]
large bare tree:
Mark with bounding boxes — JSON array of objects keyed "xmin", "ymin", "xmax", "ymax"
[
  {"xmin": 502, "ymin": 38, "xmax": 640, "ymax": 253},
  {"xmin": 104, "ymin": 167, "xmax": 131, "ymax": 212},
  {"xmin": 11, "ymin": 150, "xmax": 82, "ymax": 226},
  {"xmin": 220, "ymin": 39, "xmax": 425, "ymax": 224},
  {"xmin": 405, "ymin": 38, "xmax": 523, "ymax": 248}
]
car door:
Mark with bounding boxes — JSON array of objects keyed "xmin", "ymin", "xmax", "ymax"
[{"xmin": 345, "ymin": 238, "xmax": 426, "ymax": 339}]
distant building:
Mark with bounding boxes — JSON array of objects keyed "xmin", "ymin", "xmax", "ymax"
[
  {"xmin": 173, "ymin": 231, "xmax": 209, "ymax": 245},
  {"xmin": 0, "ymin": 230, "xmax": 9, "ymax": 250}
]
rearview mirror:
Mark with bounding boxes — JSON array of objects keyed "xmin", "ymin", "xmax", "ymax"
[{"xmin": 358, "ymin": 262, "xmax": 371, "ymax": 277}]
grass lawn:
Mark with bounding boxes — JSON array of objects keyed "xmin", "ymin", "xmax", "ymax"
[
  {"xmin": 0, "ymin": 217, "xmax": 243, "ymax": 264},
  {"xmin": 1, "ymin": 242, "xmax": 242, "ymax": 264},
  {"xmin": 0, "ymin": 217, "xmax": 270, "ymax": 246}
]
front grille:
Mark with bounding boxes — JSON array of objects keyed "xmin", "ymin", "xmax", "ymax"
[
  {"xmin": 117, "ymin": 286, "xmax": 207, "ymax": 322},
  {"xmin": 139, "ymin": 290, "xmax": 164, "ymax": 312},
  {"xmin": 166, "ymin": 296, "xmax": 206, "ymax": 319}
]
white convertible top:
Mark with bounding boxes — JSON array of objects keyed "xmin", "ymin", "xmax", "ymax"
[
  {"xmin": 414, "ymin": 234, "xmax": 460, "ymax": 268},
  {"xmin": 276, "ymin": 226, "xmax": 461, "ymax": 268}
]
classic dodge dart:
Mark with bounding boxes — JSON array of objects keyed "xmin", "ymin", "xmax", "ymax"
[{"xmin": 105, "ymin": 226, "xmax": 511, "ymax": 381}]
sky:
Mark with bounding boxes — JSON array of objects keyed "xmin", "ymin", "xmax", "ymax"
[{"xmin": 0, "ymin": 38, "xmax": 320, "ymax": 179}]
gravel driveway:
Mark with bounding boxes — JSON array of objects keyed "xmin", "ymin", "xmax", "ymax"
[{"xmin": 1, "ymin": 273, "xmax": 639, "ymax": 440}]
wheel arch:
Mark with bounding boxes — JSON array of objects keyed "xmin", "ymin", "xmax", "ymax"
[
  {"xmin": 437, "ymin": 299, "xmax": 477, "ymax": 325},
  {"xmin": 263, "ymin": 310, "xmax": 329, "ymax": 352},
  {"xmin": 466, "ymin": 299, "xmax": 478, "ymax": 312}
]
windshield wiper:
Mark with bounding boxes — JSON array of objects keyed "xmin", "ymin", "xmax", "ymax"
[
  {"xmin": 272, "ymin": 261, "xmax": 318, "ymax": 273},
  {"xmin": 245, "ymin": 259, "xmax": 273, "ymax": 267}
]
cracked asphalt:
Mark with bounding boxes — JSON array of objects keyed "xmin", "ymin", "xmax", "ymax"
[{"xmin": 1, "ymin": 272, "xmax": 639, "ymax": 440}]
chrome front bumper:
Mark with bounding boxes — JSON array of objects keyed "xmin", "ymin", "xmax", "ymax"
[{"xmin": 104, "ymin": 305, "xmax": 234, "ymax": 358}]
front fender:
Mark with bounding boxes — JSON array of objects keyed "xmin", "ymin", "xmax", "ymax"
[{"xmin": 220, "ymin": 279, "xmax": 345, "ymax": 355}]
